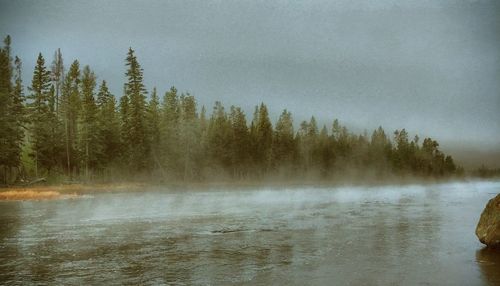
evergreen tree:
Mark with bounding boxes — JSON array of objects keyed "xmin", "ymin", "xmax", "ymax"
[
  {"xmin": 254, "ymin": 103, "xmax": 273, "ymax": 174},
  {"xmin": 0, "ymin": 36, "xmax": 15, "ymax": 182},
  {"xmin": 60, "ymin": 60, "xmax": 81, "ymax": 177},
  {"xmin": 51, "ymin": 48, "xmax": 64, "ymax": 114},
  {"xmin": 179, "ymin": 92, "xmax": 199, "ymax": 180},
  {"xmin": 272, "ymin": 109, "xmax": 295, "ymax": 171},
  {"xmin": 79, "ymin": 65, "xmax": 99, "ymax": 179},
  {"xmin": 124, "ymin": 48, "xmax": 149, "ymax": 171},
  {"xmin": 119, "ymin": 91, "xmax": 131, "ymax": 166},
  {"xmin": 96, "ymin": 80, "xmax": 120, "ymax": 170},
  {"xmin": 161, "ymin": 86, "xmax": 180, "ymax": 176},
  {"xmin": 207, "ymin": 101, "xmax": 232, "ymax": 174},
  {"xmin": 27, "ymin": 53, "xmax": 62, "ymax": 176},
  {"xmin": 147, "ymin": 87, "xmax": 162, "ymax": 171},
  {"xmin": 9, "ymin": 56, "xmax": 26, "ymax": 175},
  {"xmin": 229, "ymin": 106, "xmax": 250, "ymax": 178}
]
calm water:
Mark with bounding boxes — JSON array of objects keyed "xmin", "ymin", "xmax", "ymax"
[{"xmin": 1, "ymin": 181, "xmax": 499, "ymax": 285}]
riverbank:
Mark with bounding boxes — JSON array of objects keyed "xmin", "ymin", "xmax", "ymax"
[
  {"xmin": 0, "ymin": 176, "xmax": 491, "ymax": 201},
  {"xmin": 0, "ymin": 183, "xmax": 147, "ymax": 201}
]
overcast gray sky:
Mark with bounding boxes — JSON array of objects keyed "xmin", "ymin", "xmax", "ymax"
[{"xmin": 1, "ymin": 0, "xmax": 499, "ymax": 153}]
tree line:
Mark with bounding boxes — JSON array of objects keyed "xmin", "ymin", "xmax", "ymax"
[{"xmin": 0, "ymin": 36, "xmax": 462, "ymax": 184}]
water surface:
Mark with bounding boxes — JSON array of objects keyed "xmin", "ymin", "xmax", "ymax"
[{"xmin": 1, "ymin": 181, "xmax": 499, "ymax": 285}]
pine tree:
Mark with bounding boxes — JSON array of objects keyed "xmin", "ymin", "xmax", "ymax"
[
  {"xmin": 9, "ymin": 56, "xmax": 26, "ymax": 175},
  {"xmin": 229, "ymin": 106, "xmax": 250, "ymax": 178},
  {"xmin": 124, "ymin": 48, "xmax": 149, "ymax": 171},
  {"xmin": 27, "ymin": 53, "xmax": 62, "ymax": 176},
  {"xmin": 79, "ymin": 65, "xmax": 99, "ymax": 179},
  {"xmin": 207, "ymin": 101, "xmax": 232, "ymax": 174},
  {"xmin": 179, "ymin": 93, "xmax": 199, "ymax": 180},
  {"xmin": 147, "ymin": 87, "xmax": 162, "ymax": 172},
  {"xmin": 119, "ymin": 91, "xmax": 131, "ymax": 167},
  {"xmin": 161, "ymin": 86, "xmax": 180, "ymax": 176},
  {"xmin": 0, "ymin": 36, "xmax": 14, "ymax": 182},
  {"xmin": 51, "ymin": 48, "xmax": 64, "ymax": 114},
  {"xmin": 272, "ymin": 109, "xmax": 295, "ymax": 171},
  {"xmin": 96, "ymin": 80, "xmax": 120, "ymax": 170},
  {"xmin": 60, "ymin": 60, "xmax": 80, "ymax": 177},
  {"xmin": 254, "ymin": 103, "xmax": 273, "ymax": 174}
]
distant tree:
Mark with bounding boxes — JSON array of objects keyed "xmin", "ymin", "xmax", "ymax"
[
  {"xmin": 179, "ymin": 92, "xmax": 200, "ymax": 180},
  {"xmin": 119, "ymin": 90, "xmax": 131, "ymax": 166},
  {"xmin": 161, "ymin": 86, "xmax": 181, "ymax": 177},
  {"xmin": 147, "ymin": 87, "xmax": 162, "ymax": 171},
  {"xmin": 272, "ymin": 109, "xmax": 295, "ymax": 172},
  {"xmin": 96, "ymin": 80, "xmax": 120, "ymax": 170},
  {"xmin": 229, "ymin": 106, "xmax": 250, "ymax": 178},
  {"xmin": 253, "ymin": 103, "xmax": 273, "ymax": 174},
  {"xmin": 78, "ymin": 65, "xmax": 99, "ymax": 179},
  {"xmin": 51, "ymin": 48, "xmax": 64, "ymax": 114},
  {"xmin": 124, "ymin": 48, "xmax": 149, "ymax": 171},
  {"xmin": 27, "ymin": 53, "xmax": 63, "ymax": 176},
  {"xmin": 0, "ymin": 36, "xmax": 18, "ymax": 182},
  {"xmin": 369, "ymin": 126, "xmax": 392, "ymax": 176},
  {"xmin": 60, "ymin": 60, "xmax": 81, "ymax": 177},
  {"xmin": 207, "ymin": 101, "xmax": 232, "ymax": 173}
]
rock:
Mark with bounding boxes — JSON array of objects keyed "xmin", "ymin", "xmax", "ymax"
[{"xmin": 476, "ymin": 194, "xmax": 500, "ymax": 247}]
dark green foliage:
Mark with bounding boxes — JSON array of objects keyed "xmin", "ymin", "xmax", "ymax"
[
  {"xmin": 124, "ymin": 48, "xmax": 149, "ymax": 171},
  {"xmin": 207, "ymin": 101, "xmax": 232, "ymax": 174},
  {"xmin": 229, "ymin": 106, "xmax": 250, "ymax": 178},
  {"xmin": 272, "ymin": 109, "xmax": 296, "ymax": 171},
  {"xmin": 0, "ymin": 36, "xmax": 25, "ymax": 183},
  {"xmin": 27, "ymin": 53, "xmax": 64, "ymax": 176},
  {"xmin": 96, "ymin": 80, "xmax": 120, "ymax": 169},
  {"xmin": 60, "ymin": 60, "xmax": 81, "ymax": 177},
  {"xmin": 252, "ymin": 103, "xmax": 273, "ymax": 173},
  {"xmin": 79, "ymin": 66, "xmax": 100, "ymax": 179},
  {"xmin": 0, "ymin": 38, "xmax": 464, "ymax": 182},
  {"xmin": 161, "ymin": 86, "xmax": 181, "ymax": 177}
]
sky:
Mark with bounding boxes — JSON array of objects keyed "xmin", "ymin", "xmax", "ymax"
[{"xmin": 0, "ymin": 0, "xmax": 499, "ymax": 158}]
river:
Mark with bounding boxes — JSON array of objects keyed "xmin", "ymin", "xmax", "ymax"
[{"xmin": 1, "ymin": 181, "xmax": 499, "ymax": 285}]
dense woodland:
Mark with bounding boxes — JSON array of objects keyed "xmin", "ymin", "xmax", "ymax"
[{"xmin": 0, "ymin": 36, "xmax": 462, "ymax": 184}]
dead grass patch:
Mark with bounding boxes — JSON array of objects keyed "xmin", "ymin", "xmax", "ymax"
[{"xmin": 0, "ymin": 190, "xmax": 64, "ymax": 201}]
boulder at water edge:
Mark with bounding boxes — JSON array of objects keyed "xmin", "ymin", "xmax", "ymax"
[{"xmin": 476, "ymin": 193, "xmax": 500, "ymax": 247}]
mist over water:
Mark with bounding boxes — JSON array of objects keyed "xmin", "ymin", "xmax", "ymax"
[{"xmin": 1, "ymin": 181, "xmax": 499, "ymax": 285}]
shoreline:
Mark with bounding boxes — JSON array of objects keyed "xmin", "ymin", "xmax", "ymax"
[{"xmin": 0, "ymin": 177, "xmax": 497, "ymax": 201}]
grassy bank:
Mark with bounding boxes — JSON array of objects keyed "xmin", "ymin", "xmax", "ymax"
[{"xmin": 0, "ymin": 175, "xmax": 484, "ymax": 201}]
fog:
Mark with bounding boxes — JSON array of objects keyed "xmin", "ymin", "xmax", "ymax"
[
  {"xmin": 0, "ymin": 0, "xmax": 499, "ymax": 157},
  {"xmin": 2, "ymin": 181, "xmax": 500, "ymax": 284}
]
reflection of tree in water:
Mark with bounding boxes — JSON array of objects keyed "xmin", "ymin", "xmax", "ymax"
[
  {"xmin": 0, "ymin": 202, "xmax": 22, "ymax": 283},
  {"xmin": 200, "ymin": 229, "xmax": 294, "ymax": 284},
  {"xmin": 476, "ymin": 247, "xmax": 500, "ymax": 286}
]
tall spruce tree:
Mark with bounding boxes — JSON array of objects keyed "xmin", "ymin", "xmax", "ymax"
[
  {"xmin": 147, "ymin": 87, "xmax": 162, "ymax": 171},
  {"xmin": 161, "ymin": 86, "xmax": 180, "ymax": 176},
  {"xmin": 119, "ymin": 91, "xmax": 131, "ymax": 167},
  {"xmin": 207, "ymin": 101, "xmax": 232, "ymax": 174},
  {"xmin": 254, "ymin": 103, "xmax": 273, "ymax": 174},
  {"xmin": 0, "ymin": 36, "xmax": 15, "ymax": 182},
  {"xmin": 124, "ymin": 48, "xmax": 149, "ymax": 171},
  {"xmin": 79, "ymin": 65, "xmax": 99, "ymax": 179},
  {"xmin": 229, "ymin": 106, "xmax": 250, "ymax": 178},
  {"xmin": 60, "ymin": 60, "xmax": 81, "ymax": 177},
  {"xmin": 96, "ymin": 80, "xmax": 120, "ymax": 170},
  {"xmin": 272, "ymin": 109, "xmax": 295, "ymax": 170},
  {"xmin": 27, "ymin": 53, "xmax": 62, "ymax": 176},
  {"xmin": 51, "ymin": 48, "xmax": 64, "ymax": 114},
  {"xmin": 179, "ymin": 93, "xmax": 199, "ymax": 180}
]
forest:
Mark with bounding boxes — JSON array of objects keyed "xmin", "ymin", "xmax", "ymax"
[{"xmin": 0, "ymin": 36, "xmax": 461, "ymax": 184}]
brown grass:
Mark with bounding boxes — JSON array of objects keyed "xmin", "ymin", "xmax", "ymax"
[
  {"xmin": 0, "ymin": 190, "xmax": 65, "ymax": 201},
  {"xmin": 0, "ymin": 183, "xmax": 148, "ymax": 201}
]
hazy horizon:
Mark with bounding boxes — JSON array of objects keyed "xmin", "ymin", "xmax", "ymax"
[{"xmin": 1, "ymin": 0, "xmax": 499, "ymax": 160}]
